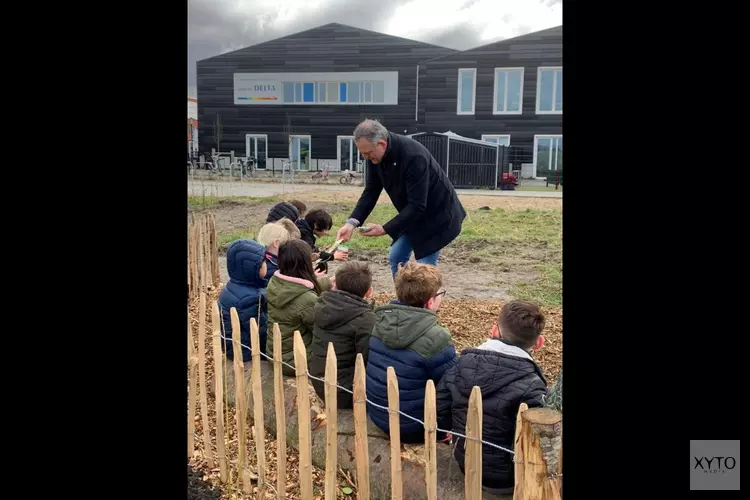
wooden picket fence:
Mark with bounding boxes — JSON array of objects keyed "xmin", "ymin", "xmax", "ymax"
[
  {"xmin": 188, "ymin": 298, "xmax": 563, "ymax": 500},
  {"xmin": 187, "ymin": 214, "xmax": 562, "ymax": 499},
  {"xmin": 188, "ymin": 212, "xmax": 220, "ymax": 300}
]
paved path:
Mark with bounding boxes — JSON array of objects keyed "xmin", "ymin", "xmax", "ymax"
[{"xmin": 188, "ymin": 180, "xmax": 562, "ymax": 198}]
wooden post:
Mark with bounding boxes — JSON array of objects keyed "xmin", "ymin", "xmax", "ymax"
[
  {"xmin": 294, "ymin": 331, "xmax": 314, "ymax": 500},
  {"xmin": 324, "ymin": 343, "xmax": 338, "ymax": 500},
  {"xmin": 273, "ymin": 324, "xmax": 286, "ymax": 500},
  {"xmin": 230, "ymin": 308, "xmax": 251, "ymax": 494},
  {"xmin": 203, "ymin": 215, "xmax": 211, "ymax": 287},
  {"xmin": 198, "ymin": 293, "xmax": 214, "ymax": 468},
  {"xmin": 188, "ymin": 309, "xmax": 198, "ymax": 458},
  {"xmin": 424, "ymin": 380, "xmax": 437, "ymax": 500},
  {"xmin": 386, "ymin": 367, "xmax": 402, "ymax": 500},
  {"xmin": 353, "ymin": 353, "xmax": 370, "ymax": 500},
  {"xmin": 200, "ymin": 216, "xmax": 208, "ymax": 292},
  {"xmin": 250, "ymin": 318, "xmax": 266, "ymax": 495},
  {"xmin": 187, "ymin": 226, "xmax": 193, "ymax": 299},
  {"xmin": 190, "ymin": 224, "xmax": 199, "ymax": 299},
  {"xmin": 211, "ymin": 301, "xmax": 229, "ymax": 483},
  {"xmin": 464, "ymin": 386, "xmax": 483, "ymax": 500},
  {"xmin": 516, "ymin": 408, "xmax": 562, "ymax": 500},
  {"xmin": 513, "ymin": 403, "xmax": 529, "ymax": 500},
  {"xmin": 211, "ymin": 213, "xmax": 220, "ymax": 285},
  {"xmin": 187, "ymin": 222, "xmax": 194, "ymax": 298}
]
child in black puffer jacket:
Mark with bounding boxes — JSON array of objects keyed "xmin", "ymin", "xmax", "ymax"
[
  {"xmin": 295, "ymin": 208, "xmax": 348, "ymax": 272},
  {"xmin": 436, "ymin": 300, "xmax": 548, "ymax": 496}
]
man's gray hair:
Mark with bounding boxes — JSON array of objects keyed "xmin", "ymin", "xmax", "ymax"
[{"xmin": 353, "ymin": 119, "xmax": 389, "ymax": 144}]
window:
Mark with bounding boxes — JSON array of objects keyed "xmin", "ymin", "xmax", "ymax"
[
  {"xmin": 302, "ymin": 82, "xmax": 315, "ymax": 103},
  {"xmin": 289, "ymin": 135, "xmax": 312, "ymax": 171},
  {"xmin": 337, "ymin": 136, "xmax": 364, "ymax": 172},
  {"xmin": 237, "ymin": 72, "xmax": 397, "ymax": 105},
  {"xmin": 339, "ymin": 83, "xmax": 347, "ymax": 103},
  {"xmin": 481, "ymin": 135, "xmax": 511, "ymax": 146},
  {"xmin": 347, "ymin": 81, "xmax": 361, "ymax": 103},
  {"xmin": 245, "ymin": 134, "xmax": 268, "ymax": 169},
  {"xmin": 536, "ymin": 67, "xmax": 562, "ymax": 114},
  {"xmin": 494, "ymin": 68, "xmax": 524, "ymax": 114},
  {"xmin": 373, "ymin": 81, "xmax": 385, "ymax": 103},
  {"xmin": 317, "ymin": 82, "xmax": 327, "ymax": 103},
  {"xmin": 457, "ymin": 68, "xmax": 476, "ymax": 114},
  {"xmin": 533, "ymin": 135, "xmax": 562, "ymax": 178},
  {"xmin": 283, "ymin": 82, "xmax": 294, "ymax": 102}
]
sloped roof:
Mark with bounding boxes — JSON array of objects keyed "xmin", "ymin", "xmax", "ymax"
[
  {"xmin": 417, "ymin": 25, "xmax": 562, "ymax": 64},
  {"xmin": 198, "ymin": 22, "xmax": 457, "ymax": 62}
]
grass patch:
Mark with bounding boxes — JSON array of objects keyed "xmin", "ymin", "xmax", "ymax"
[
  {"xmin": 510, "ymin": 263, "xmax": 562, "ymax": 307},
  {"xmin": 202, "ymin": 196, "xmax": 562, "ymax": 306},
  {"xmin": 317, "ymin": 205, "xmax": 561, "ymax": 254}
]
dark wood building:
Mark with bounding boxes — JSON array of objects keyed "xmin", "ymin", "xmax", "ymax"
[
  {"xmin": 416, "ymin": 26, "xmax": 562, "ymax": 179},
  {"xmin": 196, "ymin": 23, "xmax": 456, "ymax": 171}
]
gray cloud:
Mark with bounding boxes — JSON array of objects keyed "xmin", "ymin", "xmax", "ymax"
[{"xmin": 187, "ymin": 0, "xmax": 562, "ymax": 97}]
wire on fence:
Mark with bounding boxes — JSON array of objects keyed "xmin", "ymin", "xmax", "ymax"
[{"xmin": 212, "ymin": 331, "xmax": 517, "ymax": 458}]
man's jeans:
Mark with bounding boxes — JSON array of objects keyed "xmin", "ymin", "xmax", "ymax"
[{"xmin": 389, "ymin": 234, "xmax": 440, "ymax": 278}]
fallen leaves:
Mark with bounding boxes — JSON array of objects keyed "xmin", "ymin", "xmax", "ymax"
[{"xmin": 372, "ymin": 293, "xmax": 562, "ymax": 384}]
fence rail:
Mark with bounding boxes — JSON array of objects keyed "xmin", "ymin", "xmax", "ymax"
[{"xmin": 188, "ymin": 216, "xmax": 562, "ymax": 499}]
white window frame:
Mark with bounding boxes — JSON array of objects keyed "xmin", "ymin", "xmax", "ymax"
[
  {"xmin": 532, "ymin": 134, "xmax": 563, "ymax": 178},
  {"xmin": 289, "ymin": 135, "xmax": 312, "ymax": 171},
  {"xmin": 536, "ymin": 67, "xmax": 562, "ymax": 115},
  {"xmin": 481, "ymin": 134, "xmax": 511, "ymax": 146},
  {"xmin": 245, "ymin": 134, "xmax": 268, "ymax": 170},
  {"xmin": 337, "ymin": 135, "xmax": 364, "ymax": 172},
  {"xmin": 457, "ymin": 68, "xmax": 477, "ymax": 115},
  {"xmin": 493, "ymin": 68, "xmax": 524, "ymax": 115}
]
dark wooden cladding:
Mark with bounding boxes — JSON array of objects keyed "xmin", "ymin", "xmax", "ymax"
[
  {"xmin": 415, "ymin": 26, "xmax": 562, "ymax": 164},
  {"xmin": 197, "ymin": 23, "xmax": 456, "ymax": 160}
]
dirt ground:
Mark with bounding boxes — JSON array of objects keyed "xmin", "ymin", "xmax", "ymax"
[{"xmin": 197, "ymin": 193, "xmax": 560, "ymax": 300}]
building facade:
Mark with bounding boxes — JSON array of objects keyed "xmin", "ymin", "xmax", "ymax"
[
  {"xmin": 416, "ymin": 26, "xmax": 562, "ymax": 179},
  {"xmin": 196, "ymin": 23, "xmax": 562, "ymax": 178},
  {"xmin": 196, "ymin": 23, "xmax": 455, "ymax": 171},
  {"xmin": 188, "ymin": 97, "xmax": 198, "ymax": 159}
]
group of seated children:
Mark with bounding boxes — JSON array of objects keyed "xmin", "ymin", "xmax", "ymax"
[{"xmin": 217, "ymin": 200, "xmax": 549, "ymax": 494}]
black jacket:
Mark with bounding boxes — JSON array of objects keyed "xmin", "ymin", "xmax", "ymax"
[
  {"xmin": 436, "ymin": 339, "xmax": 547, "ymax": 490},
  {"xmin": 266, "ymin": 202, "xmax": 299, "ymax": 223},
  {"xmin": 349, "ymin": 132, "xmax": 467, "ymax": 259},
  {"xmin": 309, "ymin": 290, "xmax": 375, "ymax": 408},
  {"xmin": 296, "ymin": 219, "xmax": 316, "ymax": 248},
  {"xmin": 296, "ymin": 219, "xmax": 333, "ymax": 272}
]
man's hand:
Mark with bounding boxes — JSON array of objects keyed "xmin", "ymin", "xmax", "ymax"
[
  {"xmin": 360, "ymin": 223, "xmax": 386, "ymax": 237},
  {"xmin": 336, "ymin": 223, "xmax": 355, "ymax": 242}
]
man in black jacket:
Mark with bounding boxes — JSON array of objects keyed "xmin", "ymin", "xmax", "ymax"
[
  {"xmin": 335, "ymin": 120, "xmax": 466, "ymax": 278},
  {"xmin": 436, "ymin": 300, "xmax": 548, "ymax": 495}
]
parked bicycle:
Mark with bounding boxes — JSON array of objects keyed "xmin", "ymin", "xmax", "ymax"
[
  {"xmin": 339, "ymin": 169, "xmax": 358, "ymax": 184},
  {"xmin": 312, "ymin": 164, "xmax": 330, "ymax": 182}
]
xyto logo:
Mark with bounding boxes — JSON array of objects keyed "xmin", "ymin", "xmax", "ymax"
[{"xmin": 693, "ymin": 456, "xmax": 737, "ymax": 474}]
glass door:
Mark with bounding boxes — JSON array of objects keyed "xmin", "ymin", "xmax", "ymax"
[
  {"xmin": 289, "ymin": 135, "xmax": 311, "ymax": 171},
  {"xmin": 533, "ymin": 135, "xmax": 563, "ymax": 178},
  {"xmin": 246, "ymin": 134, "xmax": 268, "ymax": 169},
  {"xmin": 337, "ymin": 136, "xmax": 364, "ymax": 171}
]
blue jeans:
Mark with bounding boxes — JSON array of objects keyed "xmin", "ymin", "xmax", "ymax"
[{"xmin": 389, "ymin": 234, "xmax": 440, "ymax": 278}]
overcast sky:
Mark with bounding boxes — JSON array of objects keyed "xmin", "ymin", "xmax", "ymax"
[{"xmin": 188, "ymin": 0, "xmax": 562, "ymax": 98}]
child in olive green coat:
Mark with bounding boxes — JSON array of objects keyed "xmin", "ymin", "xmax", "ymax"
[{"xmin": 266, "ymin": 239, "xmax": 332, "ymax": 375}]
